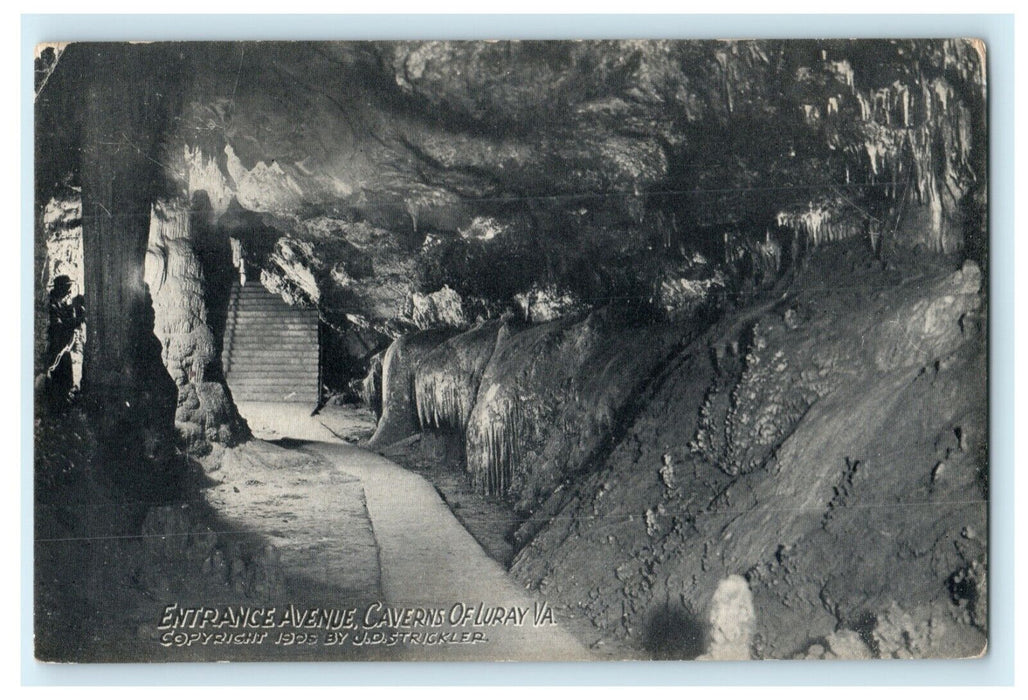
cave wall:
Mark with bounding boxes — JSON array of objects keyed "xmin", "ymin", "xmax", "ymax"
[
  {"xmin": 380, "ymin": 310, "xmax": 693, "ymax": 517},
  {"xmin": 33, "ymin": 204, "xmax": 53, "ymax": 382},
  {"xmin": 510, "ymin": 245, "xmax": 986, "ymax": 658},
  {"xmin": 463, "ymin": 313, "xmax": 685, "ymax": 514},
  {"xmin": 367, "ymin": 237, "xmax": 987, "ymax": 657},
  {"xmin": 40, "ymin": 194, "xmax": 86, "ymax": 390}
]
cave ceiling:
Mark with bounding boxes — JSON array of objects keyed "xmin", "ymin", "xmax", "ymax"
[{"xmin": 36, "ymin": 39, "xmax": 986, "ymax": 333}]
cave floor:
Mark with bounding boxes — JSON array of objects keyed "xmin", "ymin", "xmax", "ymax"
[{"xmin": 227, "ymin": 402, "xmax": 592, "ymax": 661}]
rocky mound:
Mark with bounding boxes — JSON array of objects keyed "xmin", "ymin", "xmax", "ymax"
[
  {"xmin": 510, "ymin": 243, "xmax": 986, "ymax": 659},
  {"xmin": 370, "ymin": 240, "xmax": 986, "ymax": 659}
]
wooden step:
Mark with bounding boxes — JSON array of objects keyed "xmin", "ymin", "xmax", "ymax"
[
  {"xmin": 225, "ymin": 356, "xmax": 316, "ymax": 365},
  {"xmin": 230, "ymin": 382, "xmax": 317, "ymax": 389},
  {"xmin": 227, "ymin": 314, "xmax": 317, "ymax": 322},
  {"xmin": 225, "ymin": 366, "xmax": 317, "ymax": 374},
  {"xmin": 224, "ymin": 281, "xmax": 320, "ymax": 405},
  {"xmin": 228, "ymin": 306, "xmax": 317, "ymax": 314},
  {"xmin": 225, "ymin": 332, "xmax": 318, "ymax": 341},
  {"xmin": 226, "ymin": 366, "xmax": 316, "ymax": 376},
  {"xmin": 226, "ymin": 328, "xmax": 317, "ymax": 334},
  {"xmin": 229, "ymin": 383, "xmax": 318, "ymax": 392},
  {"xmin": 230, "ymin": 307, "xmax": 316, "ymax": 316},
  {"xmin": 226, "ymin": 374, "xmax": 317, "ymax": 384},
  {"xmin": 225, "ymin": 370, "xmax": 317, "ymax": 381},
  {"xmin": 222, "ymin": 354, "xmax": 318, "ymax": 363},
  {"xmin": 227, "ymin": 380, "xmax": 318, "ymax": 390},
  {"xmin": 230, "ymin": 391, "xmax": 318, "ymax": 399},
  {"xmin": 226, "ymin": 336, "xmax": 317, "ymax": 345},
  {"xmin": 228, "ymin": 382, "xmax": 319, "ymax": 393},
  {"xmin": 225, "ymin": 346, "xmax": 316, "ymax": 355}
]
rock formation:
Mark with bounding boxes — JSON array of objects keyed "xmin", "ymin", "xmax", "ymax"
[
  {"xmin": 41, "ymin": 40, "xmax": 986, "ymax": 401},
  {"xmin": 367, "ymin": 328, "xmax": 456, "ymax": 448},
  {"xmin": 34, "ymin": 39, "xmax": 989, "ymax": 660},
  {"xmin": 463, "ymin": 312, "xmax": 685, "ymax": 514},
  {"xmin": 145, "ymin": 199, "xmax": 249, "ymax": 454},
  {"xmin": 510, "ymin": 243, "xmax": 986, "ymax": 658},
  {"xmin": 697, "ymin": 575, "xmax": 756, "ymax": 661}
]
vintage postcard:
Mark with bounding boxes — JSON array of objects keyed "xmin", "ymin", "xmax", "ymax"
[{"xmin": 33, "ymin": 39, "xmax": 987, "ymax": 662}]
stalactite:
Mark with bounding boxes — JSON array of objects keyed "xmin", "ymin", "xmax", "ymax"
[
  {"xmin": 828, "ymin": 59, "xmax": 855, "ymax": 89},
  {"xmin": 368, "ymin": 328, "xmax": 455, "ymax": 449},
  {"xmin": 413, "ymin": 322, "xmax": 505, "ymax": 434},
  {"xmin": 776, "ymin": 199, "xmax": 864, "ymax": 249},
  {"xmin": 714, "ymin": 51, "xmax": 733, "ymax": 115},
  {"xmin": 813, "ymin": 40, "xmax": 984, "ymax": 254},
  {"xmin": 416, "ymin": 373, "xmax": 472, "ymax": 432},
  {"xmin": 468, "ymin": 397, "xmax": 522, "ymax": 497}
]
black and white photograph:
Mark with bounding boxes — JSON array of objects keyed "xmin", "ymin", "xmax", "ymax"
[{"xmin": 32, "ymin": 38, "xmax": 988, "ymax": 663}]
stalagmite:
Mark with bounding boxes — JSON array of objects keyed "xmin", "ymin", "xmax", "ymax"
[
  {"xmin": 145, "ymin": 199, "xmax": 249, "ymax": 453},
  {"xmin": 696, "ymin": 575, "xmax": 756, "ymax": 661},
  {"xmin": 74, "ymin": 43, "xmax": 183, "ymax": 473}
]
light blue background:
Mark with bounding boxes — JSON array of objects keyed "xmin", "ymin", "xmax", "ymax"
[{"xmin": 21, "ymin": 13, "xmax": 1015, "ymax": 686}]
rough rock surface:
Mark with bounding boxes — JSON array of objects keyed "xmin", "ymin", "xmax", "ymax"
[
  {"xmin": 464, "ymin": 311, "xmax": 689, "ymax": 514},
  {"xmin": 406, "ymin": 285, "xmax": 468, "ymax": 330},
  {"xmin": 145, "ymin": 199, "xmax": 249, "ymax": 454},
  {"xmin": 510, "ymin": 243, "xmax": 986, "ymax": 659},
  {"xmin": 367, "ymin": 328, "xmax": 457, "ymax": 449},
  {"xmin": 415, "ymin": 321, "xmax": 507, "ymax": 435}
]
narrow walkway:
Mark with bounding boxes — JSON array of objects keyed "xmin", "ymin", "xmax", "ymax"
[
  {"xmin": 235, "ymin": 402, "xmax": 592, "ymax": 661},
  {"xmin": 204, "ymin": 434, "xmax": 380, "ymax": 603}
]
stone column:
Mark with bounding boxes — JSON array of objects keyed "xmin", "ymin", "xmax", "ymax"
[
  {"xmin": 146, "ymin": 198, "xmax": 250, "ymax": 454},
  {"xmin": 76, "ymin": 44, "xmax": 181, "ymax": 482}
]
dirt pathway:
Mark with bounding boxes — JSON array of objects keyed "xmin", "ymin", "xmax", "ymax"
[
  {"xmin": 235, "ymin": 402, "xmax": 592, "ymax": 661},
  {"xmin": 204, "ymin": 437, "xmax": 381, "ymax": 603}
]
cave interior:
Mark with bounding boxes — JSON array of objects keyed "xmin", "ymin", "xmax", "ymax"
[{"xmin": 34, "ymin": 39, "xmax": 988, "ymax": 662}]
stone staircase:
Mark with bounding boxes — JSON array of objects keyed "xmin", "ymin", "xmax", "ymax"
[{"xmin": 223, "ymin": 280, "xmax": 320, "ymax": 404}]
